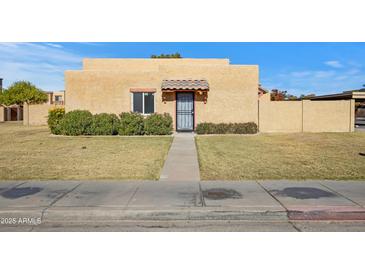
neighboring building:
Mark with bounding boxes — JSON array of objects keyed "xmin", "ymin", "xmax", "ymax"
[
  {"xmin": 308, "ymin": 89, "xmax": 365, "ymax": 101},
  {"xmin": 1, "ymin": 105, "xmax": 23, "ymax": 122},
  {"xmin": 65, "ymin": 58, "xmax": 259, "ymax": 131},
  {"xmin": 0, "ymin": 78, "xmax": 24, "ymax": 122},
  {"xmin": 0, "ymin": 82, "xmax": 65, "ymax": 123},
  {"xmin": 258, "ymin": 84, "xmax": 269, "ymax": 98},
  {"xmin": 46, "ymin": 90, "xmax": 65, "ymax": 105},
  {"xmin": 22, "ymin": 90, "xmax": 65, "ymax": 126}
]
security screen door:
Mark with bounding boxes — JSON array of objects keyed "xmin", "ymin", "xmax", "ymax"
[{"xmin": 176, "ymin": 92, "xmax": 194, "ymax": 131}]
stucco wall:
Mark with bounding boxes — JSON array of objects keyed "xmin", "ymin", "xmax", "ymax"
[
  {"xmin": 259, "ymin": 94, "xmax": 355, "ymax": 132},
  {"xmin": 66, "ymin": 59, "xmax": 259, "ymax": 129},
  {"xmin": 83, "ymin": 58, "xmax": 230, "ymax": 71},
  {"xmin": 303, "ymin": 100, "xmax": 354, "ymax": 132},
  {"xmin": 23, "ymin": 103, "xmax": 57, "ymax": 126},
  {"xmin": 163, "ymin": 64, "xmax": 259, "ymax": 124},
  {"xmin": 0, "ymin": 106, "xmax": 4, "ymax": 122},
  {"xmin": 259, "ymin": 94, "xmax": 302, "ymax": 132}
]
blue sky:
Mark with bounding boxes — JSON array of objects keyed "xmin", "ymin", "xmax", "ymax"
[{"xmin": 0, "ymin": 42, "xmax": 364, "ymax": 95}]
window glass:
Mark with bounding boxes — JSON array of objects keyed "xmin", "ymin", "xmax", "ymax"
[
  {"xmin": 144, "ymin": 93, "xmax": 154, "ymax": 114},
  {"xmin": 133, "ymin": 93, "xmax": 143, "ymax": 113}
]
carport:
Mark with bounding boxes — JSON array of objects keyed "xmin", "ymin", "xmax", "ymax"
[{"xmin": 2, "ymin": 105, "xmax": 23, "ymax": 121}]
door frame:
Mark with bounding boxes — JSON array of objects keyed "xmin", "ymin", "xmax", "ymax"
[{"xmin": 175, "ymin": 91, "xmax": 195, "ymax": 132}]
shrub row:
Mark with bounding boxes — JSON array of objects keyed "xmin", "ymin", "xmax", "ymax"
[
  {"xmin": 48, "ymin": 109, "xmax": 173, "ymax": 136},
  {"xmin": 196, "ymin": 122, "xmax": 258, "ymax": 135}
]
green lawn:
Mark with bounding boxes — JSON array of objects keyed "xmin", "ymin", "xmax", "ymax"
[
  {"xmin": 196, "ymin": 133, "xmax": 365, "ymax": 180},
  {"xmin": 0, "ymin": 122, "xmax": 172, "ymax": 180}
]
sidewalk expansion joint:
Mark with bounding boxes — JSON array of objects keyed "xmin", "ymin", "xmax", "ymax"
[
  {"xmin": 256, "ymin": 181, "xmax": 301, "ymax": 229},
  {"xmin": 41, "ymin": 182, "xmax": 83, "ymax": 220},
  {"xmin": 198, "ymin": 182, "xmax": 206, "ymax": 207},
  {"xmin": 124, "ymin": 186, "xmax": 140, "ymax": 210},
  {"xmin": 319, "ymin": 182, "xmax": 364, "ymax": 208},
  {"xmin": 288, "ymin": 221, "xmax": 301, "ymax": 232},
  {"xmin": 256, "ymin": 181, "xmax": 290, "ymax": 213}
]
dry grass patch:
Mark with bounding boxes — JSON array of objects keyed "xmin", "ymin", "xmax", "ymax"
[
  {"xmin": 196, "ymin": 133, "xmax": 365, "ymax": 180},
  {"xmin": 0, "ymin": 122, "xmax": 172, "ymax": 180}
]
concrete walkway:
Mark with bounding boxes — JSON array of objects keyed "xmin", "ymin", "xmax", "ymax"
[
  {"xmin": 159, "ymin": 133, "xmax": 200, "ymax": 181},
  {"xmin": 1, "ymin": 180, "xmax": 365, "ymax": 231}
]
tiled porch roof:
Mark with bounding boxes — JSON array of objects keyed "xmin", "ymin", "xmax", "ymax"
[{"xmin": 161, "ymin": 79, "xmax": 209, "ymax": 91}]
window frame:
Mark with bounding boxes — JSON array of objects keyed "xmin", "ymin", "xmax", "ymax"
[{"xmin": 131, "ymin": 92, "xmax": 156, "ymax": 115}]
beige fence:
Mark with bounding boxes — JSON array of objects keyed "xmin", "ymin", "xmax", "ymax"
[
  {"xmin": 23, "ymin": 103, "xmax": 60, "ymax": 126},
  {"xmin": 0, "ymin": 106, "xmax": 4, "ymax": 122},
  {"xmin": 259, "ymin": 93, "xmax": 355, "ymax": 132}
]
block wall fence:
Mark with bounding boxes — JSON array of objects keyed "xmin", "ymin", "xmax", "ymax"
[
  {"xmin": 6, "ymin": 95, "xmax": 356, "ymax": 133},
  {"xmin": 23, "ymin": 103, "xmax": 59, "ymax": 126},
  {"xmin": 0, "ymin": 106, "xmax": 4, "ymax": 122},
  {"xmin": 258, "ymin": 93, "xmax": 355, "ymax": 133}
]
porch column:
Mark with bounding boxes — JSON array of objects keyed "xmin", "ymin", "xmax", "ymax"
[
  {"xmin": 17, "ymin": 106, "xmax": 21, "ymax": 121},
  {"xmin": 6, "ymin": 108, "xmax": 11, "ymax": 121}
]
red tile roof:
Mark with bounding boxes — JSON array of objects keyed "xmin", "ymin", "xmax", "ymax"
[{"xmin": 161, "ymin": 79, "xmax": 209, "ymax": 91}]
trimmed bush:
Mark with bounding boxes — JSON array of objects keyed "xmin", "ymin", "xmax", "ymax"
[
  {"xmin": 195, "ymin": 122, "xmax": 215, "ymax": 135},
  {"xmin": 47, "ymin": 107, "xmax": 65, "ymax": 135},
  {"xmin": 213, "ymin": 123, "xmax": 234, "ymax": 134},
  {"xmin": 144, "ymin": 113, "xmax": 173, "ymax": 135},
  {"xmin": 232, "ymin": 122, "xmax": 258, "ymax": 134},
  {"xmin": 60, "ymin": 110, "xmax": 93, "ymax": 136},
  {"xmin": 196, "ymin": 122, "xmax": 258, "ymax": 135},
  {"xmin": 118, "ymin": 112, "xmax": 144, "ymax": 135},
  {"xmin": 88, "ymin": 113, "xmax": 119, "ymax": 135}
]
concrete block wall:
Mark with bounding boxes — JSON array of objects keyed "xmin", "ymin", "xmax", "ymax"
[
  {"xmin": 259, "ymin": 94, "xmax": 355, "ymax": 133},
  {"xmin": 23, "ymin": 103, "xmax": 59, "ymax": 126},
  {"xmin": 0, "ymin": 106, "xmax": 4, "ymax": 122},
  {"xmin": 302, "ymin": 100, "xmax": 354, "ymax": 132}
]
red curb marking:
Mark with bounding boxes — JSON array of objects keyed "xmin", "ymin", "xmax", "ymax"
[{"xmin": 288, "ymin": 211, "xmax": 365, "ymax": 221}]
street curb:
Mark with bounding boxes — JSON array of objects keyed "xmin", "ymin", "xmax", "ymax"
[
  {"xmin": 2, "ymin": 207, "xmax": 365, "ymax": 226},
  {"xmin": 42, "ymin": 207, "xmax": 288, "ymax": 223}
]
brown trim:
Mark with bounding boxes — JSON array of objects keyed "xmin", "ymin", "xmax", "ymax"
[{"xmin": 130, "ymin": 88, "xmax": 156, "ymax": 93}]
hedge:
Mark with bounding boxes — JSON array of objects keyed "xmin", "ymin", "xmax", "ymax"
[
  {"xmin": 88, "ymin": 113, "xmax": 119, "ymax": 135},
  {"xmin": 49, "ymin": 110, "xmax": 172, "ymax": 136},
  {"xmin": 118, "ymin": 112, "xmax": 145, "ymax": 135},
  {"xmin": 196, "ymin": 122, "xmax": 258, "ymax": 135},
  {"xmin": 47, "ymin": 108, "xmax": 65, "ymax": 135},
  {"xmin": 60, "ymin": 110, "xmax": 93, "ymax": 136},
  {"xmin": 144, "ymin": 113, "xmax": 173, "ymax": 135}
]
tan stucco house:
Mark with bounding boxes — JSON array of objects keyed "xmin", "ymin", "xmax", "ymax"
[
  {"xmin": 3, "ymin": 58, "xmax": 354, "ymax": 132},
  {"xmin": 64, "ymin": 58, "xmax": 356, "ymax": 132},
  {"xmin": 65, "ymin": 58, "xmax": 259, "ymax": 131}
]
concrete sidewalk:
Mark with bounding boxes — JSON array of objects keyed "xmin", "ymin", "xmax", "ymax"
[
  {"xmin": 159, "ymin": 133, "xmax": 200, "ymax": 181},
  {"xmin": 0, "ymin": 180, "xmax": 365, "ymax": 230}
]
